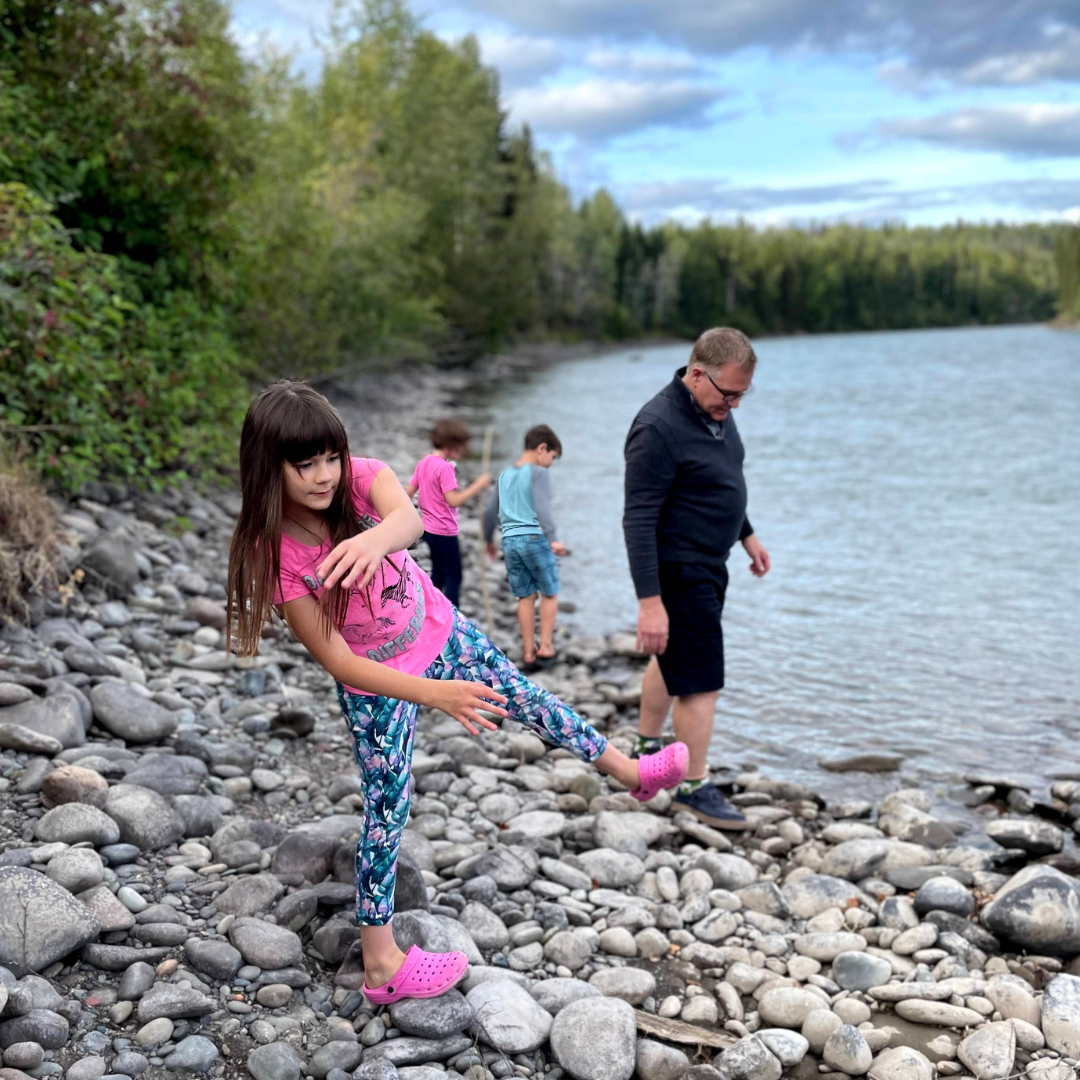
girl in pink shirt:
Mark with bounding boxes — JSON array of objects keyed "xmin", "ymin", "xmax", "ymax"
[
  {"xmin": 406, "ymin": 419, "xmax": 490, "ymax": 609},
  {"xmin": 227, "ymin": 381, "xmax": 687, "ymax": 1005}
]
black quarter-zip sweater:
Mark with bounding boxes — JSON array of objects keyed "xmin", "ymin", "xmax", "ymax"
[{"xmin": 623, "ymin": 367, "xmax": 753, "ymax": 599}]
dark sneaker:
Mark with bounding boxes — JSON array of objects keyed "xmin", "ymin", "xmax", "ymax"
[
  {"xmin": 670, "ymin": 783, "xmax": 751, "ymax": 830},
  {"xmin": 629, "ymin": 741, "xmax": 663, "ymax": 760}
]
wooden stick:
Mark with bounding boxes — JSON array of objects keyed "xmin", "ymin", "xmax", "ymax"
[
  {"xmin": 478, "ymin": 426, "xmax": 494, "ymax": 635},
  {"xmin": 633, "ymin": 1011, "xmax": 736, "ymax": 1051}
]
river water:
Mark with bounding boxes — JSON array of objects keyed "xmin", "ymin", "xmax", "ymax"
[{"xmin": 483, "ymin": 325, "xmax": 1080, "ymax": 798}]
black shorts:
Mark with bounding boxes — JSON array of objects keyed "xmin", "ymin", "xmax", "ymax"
[{"xmin": 656, "ymin": 560, "xmax": 728, "ymax": 697}]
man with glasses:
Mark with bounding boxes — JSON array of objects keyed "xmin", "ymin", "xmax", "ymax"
[{"xmin": 623, "ymin": 327, "xmax": 770, "ymax": 829}]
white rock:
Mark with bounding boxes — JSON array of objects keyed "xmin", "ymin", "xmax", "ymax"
[
  {"xmin": 718, "ymin": 1035, "xmax": 782, "ymax": 1080},
  {"xmin": 957, "ymin": 1020, "xmax": 1015, "ymax": 1080},
  {"xmin": 894, "ymin": 1000, "xmax": 985, "ymax": 1027},
  {"xmin": 867, "ymin": 1046, "xmax": 934, "ymax": 1080},
  {"xmin": 1042, "ymin": 972, "xmax": 1080, "ymax": 1057},
  {"xmin": 758, "ymin": 987, "xmax": 830, "ymax": 1029},
  {"xmin": 824, "ymin": 1024, "xmax": 873, "ymax": 1076}
]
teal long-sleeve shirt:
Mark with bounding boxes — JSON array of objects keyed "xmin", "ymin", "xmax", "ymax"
[{"xmin": 482, "ymin": 464, "xmax": 557, "ymax": 543}]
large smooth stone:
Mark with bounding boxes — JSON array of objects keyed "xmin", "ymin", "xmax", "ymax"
[
  {"xmin": 981, "ymin": 865, "xmax": 1080, "ymax": 954},
  {"xmin": 89, "ymin": 681, "xmax": 177, "ymax": 743},
  {"xmin": 228, "ymin": 919, "xmax": 303, "ymax": 970},
  {"xmin": 466, "ymin": 981, "xmax": 552, "ymax": 1052},
  {"xmin": 103, "ymin": 784, "xmax": 184, "ymax": 851},
  {"xmin": 782, "ymin": 875, "xmax": 869, "ymax": 918},
  {"xmin": 136, "ymin": 984, "xmax": 215, "ymax": 1022},
  {"xmin": 247, "ymin": 1041, "xmax": 301, "ymax": 1080},
  {"xmin": 1042, "ymin": 973, "xmax": 1080, "ymax": 1057},
  {"xmin": 0, "ymin": 697, "xmax": 84, "ymax": 749},
  {"xmin": 718, "ymin": 1035, "xmax": 781, "ymax": 1080},
  {"xmin": 894, "ymin": 1000, "xmax": 985, "ymax": 1027},
  {"xmin": 866, "ymin": 1046, "xmax": 934, "ymax": 1080},
  {"xmin": 758, "ymin": 988, "xmax": 830, "ymax": 1029},
  {"xmin": 832, "ymin": 951, "xmax": 893, "ymax": 991},
  {"xmin": 0, "ymin": 1009, "xmax": 69, "ymax": 1050},
  {"xmin": 0, "ymin": 867, "xmax": 100, "ymax": 974},
  {"xmin": 957, "ymin": 1021, "xmax": 1016, "ymax": 1080},
  {"xmin": 215, "ymin": 874, "xmax": 286, "ymax": 917},
  {"xmin": 549, "ymin": 996, "xmax": 637, "ymax": 1080},
  {"xmin": 824, "ymin": 1024, "xmax": 873, "ymax": 1076},
  {"xmin": 530, "ymin": 978, "xmax": 601, "ymax": 1017},
  {"xmin": 34, "ymin": 803, "xmax": 119, "ymax": 846},
  {"xmin": 390, "ymin": 990, "xmax": 472, "ymax": 1040},
  {"xmin": 985, "ymin": 818, "xmax": 1064, "ymax": 856}
]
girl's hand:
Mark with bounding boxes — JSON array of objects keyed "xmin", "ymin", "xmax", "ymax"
[
  {"xmin": 318, "ymin": 533, "xmax": 387, "ymax": 591},
  {"xmin": 550, "ymin": 541, "xmax": 567, "ymax": 556},
  {"xmin": 425, "ymin": 679, "xmax": 508, "ymax": 735}
]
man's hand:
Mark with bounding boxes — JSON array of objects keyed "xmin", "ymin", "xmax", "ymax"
[
  {"xmin": 485, "ymin": 542, "xmax": 497, "ymax": 560},
  {"xmin": 637, "ymin": 595, "xmax": 669, "ymax": 656},
  {"xmin": 742, "ymin": 534, "xmax": 771, "ymax": 577},
  {"xmin": 550, "ymin": 541, "xmax": 567, "ymax": 557},
  {"xmin": 318, "ymin": 532, "xmax": 387, "ymax": 591},
  {"xmin": 423, "ymin": 679, "xmax": 508, "ymax": 735}
]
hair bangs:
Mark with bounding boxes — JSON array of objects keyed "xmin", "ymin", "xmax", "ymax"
[{"xmin": 276, "ymin": 394, "xmax": 350, "ymax": 465}]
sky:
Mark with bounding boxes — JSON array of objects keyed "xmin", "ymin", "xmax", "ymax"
[{"xmin": 231, "ymin": 0, "xmax": 1080, "ymax": 228}]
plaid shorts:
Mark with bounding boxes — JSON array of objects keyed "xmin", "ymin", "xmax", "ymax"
[{"xmin": 502, "ymin": 533, "xmax": 559, "ymax": 597}]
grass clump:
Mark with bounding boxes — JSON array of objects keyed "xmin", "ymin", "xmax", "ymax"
[{"xmin": 0, "ymin": 450, "xmax": 61, "ymax": 619}]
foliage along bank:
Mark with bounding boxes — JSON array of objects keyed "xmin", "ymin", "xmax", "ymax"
[{"xmin": 0, "ymin": 0, "xmax": 1074, "ymax": 490}]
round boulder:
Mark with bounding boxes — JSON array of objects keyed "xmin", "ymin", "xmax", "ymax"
[{"xmin": 549, "ymin": 996, "xmax": 637, "ymax": 1080}]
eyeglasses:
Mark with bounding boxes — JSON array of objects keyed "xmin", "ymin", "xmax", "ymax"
[{"xmin": 701, "ymin": 368, "xmax": 752, "ymax": 404}]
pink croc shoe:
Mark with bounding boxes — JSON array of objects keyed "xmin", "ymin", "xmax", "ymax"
[
  {"xmin": 631, "ymin": 741, "xmax": 689, "ymax": 803},
  {"xmin": 362, "ymin": 946, "xmax": 469, "ymax": 1005}
]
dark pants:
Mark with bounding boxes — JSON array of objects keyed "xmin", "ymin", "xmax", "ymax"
[
  {"xmin": 423, "ymin": 531, "xmax": 462, "ymax": 609},
  {"xmin": 656, "ymin": 560, "xmax": 728, "ymax": 697}
]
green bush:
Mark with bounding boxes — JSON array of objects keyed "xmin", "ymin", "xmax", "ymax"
[{"xmin": 0, "ymin": 182, "xmax": 247, "ymax": 491}]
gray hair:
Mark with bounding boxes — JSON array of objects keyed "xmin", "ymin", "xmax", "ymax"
[{"xmin": 689, "ymin": 328, "xmax": 757, "ymax": 373}]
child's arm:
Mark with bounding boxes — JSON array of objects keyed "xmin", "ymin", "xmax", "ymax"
[
  {"xmin": 405, "ymin": 484, "xmax": 418, "ymax": 499},
  {"xmin": 445, "ymin": 473, "xmax": 491, "ymax": 507},
  {"xmin": 282, "ymin": 594, "xmax": 507, "ymax": 734},
  {"xmin": 319, "ymin": 466, "xmax": 423, "ymax": 591},
  {"xmin": 482, "ymin": 485, "xmax": 500, "ymax": 545},
  {"xmin": 531, "ymin": 468, "xmax": 564, "ymax": 553}
]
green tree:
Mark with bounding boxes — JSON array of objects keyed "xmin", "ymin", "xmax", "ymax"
[{"xmin": 0, "ymin": 0, "xmax": 254, "ymax": 297}]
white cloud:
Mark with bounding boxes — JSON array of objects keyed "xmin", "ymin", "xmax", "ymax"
[
  {"xmin": 453, "ymin": 0, "xmax": 1080, "ymax": 87},
  {"xmin": 474, "ymin": 32, "xmax": 564, "ymax": 86},
  {"xmin": 585, "ymin": 48, "xmax": 700, "ymax": 76},
  {"xmin": 506, "ymin": 77, "xmax": 728, "ymax": 139},
  {"xmin": 620, "ymin": 175, "xmax": 1080, "ymax": 223},
  {"xmin": 880, "ymin": 104, "xmax": 1080, "ymax": 157}
]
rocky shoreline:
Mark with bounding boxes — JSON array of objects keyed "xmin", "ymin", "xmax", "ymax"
[{"xmin": 2, "ymin": 360, "xmax": 1080, "ymax": 1080}]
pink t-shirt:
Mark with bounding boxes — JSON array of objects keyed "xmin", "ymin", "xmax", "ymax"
[
  {"xmin": 409, "ymin": 454, "xmax": 459, "ymax": 536},
  {"xmin": 274, "ymin": 457, "xmax": 455, "ymax": 694}
]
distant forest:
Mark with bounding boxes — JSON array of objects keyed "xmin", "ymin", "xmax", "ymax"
[{"xmin": 2, "ymin": 0, "xmax": 1078, "ymax": 488}]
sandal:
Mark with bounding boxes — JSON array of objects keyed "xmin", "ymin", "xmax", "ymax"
[
  {"xmin": 362, "ymin": 945, "xmax": 469, "ymax": 1005},
  {"xmin": 534, "ymin": 651, "xmax": 559, "ymax": 669},
  {"xmin": 631, "ymin": 741, "xmax": 689, "ymax": 803}
]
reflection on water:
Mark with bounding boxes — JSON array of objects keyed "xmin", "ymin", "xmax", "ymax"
[{"xmin": 484, "ymin": 325, "xmax": 1080, "ymax": 798}]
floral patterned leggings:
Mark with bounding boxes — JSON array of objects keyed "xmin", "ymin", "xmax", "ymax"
[{"xmin": 337, "ymin": 611, "xmax": 608, "ymax": 926}]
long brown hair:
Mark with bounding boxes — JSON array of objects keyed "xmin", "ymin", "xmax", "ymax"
[{"xmin": 227, "ymin": 381, "xmax": 362, "ymax": 656}]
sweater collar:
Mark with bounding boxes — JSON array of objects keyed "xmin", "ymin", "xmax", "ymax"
[{"xmin": 671, "ymin": 367, "xmax": 726, "ymax": 440}]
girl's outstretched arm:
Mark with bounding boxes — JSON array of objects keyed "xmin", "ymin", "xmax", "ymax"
[
  {"xmin": 282, "ymin": 594, "xmax": 507, "ymax": 735},
  {"xmin": 320, "ymin": 466, "xmax": 423, "ymax": 591}
]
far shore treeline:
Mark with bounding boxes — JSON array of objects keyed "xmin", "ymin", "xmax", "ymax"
[{"xmin": 2, "ymin": 0, "xmax": 1079, "ymax": 492}]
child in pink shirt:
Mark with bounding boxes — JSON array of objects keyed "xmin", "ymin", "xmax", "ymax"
[
  {"xmin": 406, "ymin": 420, "xmax": 490, "ymax": 609},
  {"xmin": 226, "ymin": 381, "xmax": 688, "ymax": 1008}
]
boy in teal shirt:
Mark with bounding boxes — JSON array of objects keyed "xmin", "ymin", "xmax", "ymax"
[{"xmin": 483, "ymin": 424, "xmax": 565, "ymax": 669}]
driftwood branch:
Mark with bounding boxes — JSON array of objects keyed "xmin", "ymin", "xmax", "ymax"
[{"xmin": 634, "ymin": 1010, "xmax": 736, "ymax": 1051}]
